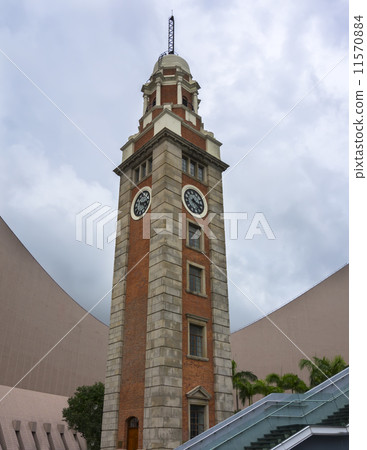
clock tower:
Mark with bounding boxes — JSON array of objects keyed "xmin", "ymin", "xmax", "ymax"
[{"xmin": 101, "ymin": 25, "xmax": 233, "ymax": 450}]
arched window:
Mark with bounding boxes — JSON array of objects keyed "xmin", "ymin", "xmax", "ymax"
[
  {"xmin": 128, "ymin": 417, "xmax": 139, "ymax": 428},
  {"xmin": 183, "ymin": 96, "xmax": 188, "ymax": 107}
]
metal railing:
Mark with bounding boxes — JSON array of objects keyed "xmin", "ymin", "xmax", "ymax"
[{"xmin": 176, "ymin": 368, "xmax": 349, "ymax": 450}]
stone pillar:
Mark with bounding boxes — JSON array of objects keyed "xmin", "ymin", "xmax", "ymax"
[
  {"xmin": 207, "ymin": 165, "xmax": 234, "ymax": 422},
  {"xmin": 143, "ymin": 94, "xmax": 148, "ymax": 114},
  {"xmin": 101, "ymin": 173, "xmax": 132, "ymax": 450},
  {"xmin": 177, "ymin": 80, "xmax": 182, "ymax": 105},
  {"xmin": 193, "ymin": 92, "xmax": 198, "ymax": 113},
  {"xmin": 156, "ymin": 82, "xmax": 161, "ymax": 106},
  {"xmin": 143, "ymin": 140, "xmax": 183, "ymax": 449}
]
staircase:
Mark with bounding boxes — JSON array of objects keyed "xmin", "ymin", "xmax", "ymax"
[
  {"xmin": 244, "ymin": 424, "xmax": 305, "ymax": 449},
  {"xmin": 320, "ymin": 403, "xmax": 349, "ymax": 427},
  {"xmin": 175, "ymin": 368, "xmax": 349, "ymax": 450},
  {"xmin": 244, "ymin": 404, "xmax": 349, "ymax": 449}
]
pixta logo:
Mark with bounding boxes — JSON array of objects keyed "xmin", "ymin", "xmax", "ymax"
[
  {"xmin": 76, "ymin": 205, "xmax": 275, "ymax": 249},
  {"xmin": 76, "ymin": 203, "xmax": 118, "ymax": 250}
]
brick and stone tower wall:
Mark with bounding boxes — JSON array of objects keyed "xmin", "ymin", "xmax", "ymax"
[{"xmin": 101, "ymin": 54, "xmax": 233, "ymax": 450}]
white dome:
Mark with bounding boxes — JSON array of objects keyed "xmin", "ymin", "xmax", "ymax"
[{"xmin": 153, "ymin": 54, "xmax": 191, "ymax": 74}]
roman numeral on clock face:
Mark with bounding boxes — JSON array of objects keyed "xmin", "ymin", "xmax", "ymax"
[
  {"xmin": 131, "ymin": 188, "xmax": 151, "ymax": 220},
  {"xmin": 182, "ymin": 186, "xmax": 207, "ymax": 217}
]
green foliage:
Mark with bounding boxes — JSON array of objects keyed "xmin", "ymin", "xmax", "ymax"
[
  {"xmin": 232, "ymin": 355, "xmax": 347, "ymax": 412},
  {"xmin": 254, "ymin": 379, "xmax": 284, "ymax": 396},
  {"xmin": 239, "ymin": 379, "xmax": 283, "ymax": 406},
  {"xmin": 299, "ymin": 355, "xmax": 348, "ymax": 388},
  {"xmin": 62, "ymin": 382, "xmax": 104, "ymax": 450},
  {"xmin": 231, "ymin": 360, "xmax": 257, "ymax": 411},
  {"xmin": 266, "ymin": 372, "xmax": 308, "ymax": 393}
]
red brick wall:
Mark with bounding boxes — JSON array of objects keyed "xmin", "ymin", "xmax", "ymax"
[
  {"xmin": 117, "ymin": 177, "xmax": 152, "ymax": 449},
  {"xmin": 116, "ymin": 157, "xmax": 217, "ymax": 445},
  {"xmin": 181, "ymin": 126, "xmax": 206, "ymax": 151},
  {"xmin": 172, "ymin": 107, "xmax": 185, "ymax": 121},
  {"xmin": 161, "ymin": 84, "xmax": 177, "ymax": 104},
  {"xmin": 181, "ymin": 174, "xmax": 215, "ymax": 442},
  {"xmin": 152, "ymin": 108, "xmax": 162, "ymax": 121},
  {"xmin": 172, "ymin": 106, "xmax": 202, "ymax": 131},
  {"xmin": 163, "ymin": 68, "xmax": 176, "ymax": 75},
  {"xmin": 135, "ymin": 128, "xmax": 154, "ymax": 152}
]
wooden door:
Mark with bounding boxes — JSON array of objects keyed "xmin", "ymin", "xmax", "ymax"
[
  {"xmin": 127, "ymin": 428, "xmax": 138, "ymax": 450},
  {"xmin": 127, "ymin": 417, "xmax": 139, "ymax": 450}
]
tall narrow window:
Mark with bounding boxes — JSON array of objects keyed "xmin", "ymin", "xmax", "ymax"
[
  {"xmin": 189, "ymin": 265, "xmax": 202, "ymax": 293},
  {"xmin": 190, "ymin": 161, "xmax": 196, "ymax": 177},
  {"xmin": 183, "ymin": 96, "xmax": 188, "ymax": 107},
  {"xmin": 190, "ymin": 405, "xmax": 205, "ymax": 438},
  {"xmin": 141, "ymin": 162, "xmax": 146, "ymax": 178},
  {"xmin": 198, "ymin": 165, "xmax": 204, "ymax": 182},
  {"xmin": 183, "ymin": 156, "xmax": 206, "ymax": 182},
  {"xmin": 148, "ymin": 158, "xmax": 153, "ymax": 174},
  {"xmin": 189, "ymin": 323, "xmax": 204, "ymax": 357},
  {"xmin": 188, "ymin": 222, "xmax": 202, "ymax": 249},
  {"xmin": 134, "ymin": 168, "xmax": 139, "ymax": 183}
]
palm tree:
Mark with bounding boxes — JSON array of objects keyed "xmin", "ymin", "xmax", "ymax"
[
  {"xmin": 266, "ymin": 373, "xmax": 308, "ymax": 393},
  {"xmin": 299, "ymin": 355, "xmax": 348, "ymax": 388},
  {"xmin": 253, "ymin": 379, "xmax": 284, "ymax": 396},
  {"xmin": 239, "ymin": 379, "xmax": 283, "ymax": 406},
  {"xmin": 231, "ymin": 360, "xmax": 257, "ymax": 411},
  {"xmin": 238, "ymin": 380, "xmax": 257, "ymax": 406}
]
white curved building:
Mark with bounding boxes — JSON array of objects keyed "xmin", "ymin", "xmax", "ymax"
[
  {"xmin": 0, "ymin": 217, "xmax": 109, "ymax": 449},
  {"xmin": 230, "ymin": 264, "xmax": 349, "ymax": 385}
]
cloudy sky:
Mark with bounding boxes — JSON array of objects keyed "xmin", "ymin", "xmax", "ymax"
[{"xmin": 0, "ymin": 0, "xmax": 348, "ymax": 332}]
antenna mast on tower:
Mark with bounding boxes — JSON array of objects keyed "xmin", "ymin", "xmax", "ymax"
[{"xmin": 168, "ymin": 15, "xmax": 174, "ymax": 54}]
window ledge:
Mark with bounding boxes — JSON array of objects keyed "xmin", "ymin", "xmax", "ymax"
[
  {"xmin": 182, "ymin": 172, "xmax": 208, "ymax": 186},
  {"xmin": 186, "ymin": 290, "xmax": 208, "ymax": 298},
  {"xmin": 135, "ymin": 173, "xmax": 152, "ymax": 185},
  {"xmin": 186, "ymin": 244, "xmax": 204, "ymax": 253},
  {"xmin": 187, "ymin": 355, "xmax": 209, "ymax": 362}
]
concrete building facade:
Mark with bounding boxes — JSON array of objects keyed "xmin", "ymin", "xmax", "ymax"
[
  {"xmin": 230, "ymin": 264, "xmax": 349, "ymax": 385},
  {"xmin": 0, "ymin": 217, "xmax": 108, "ymax": 397},
  {"xmin": 0, "ymin": 216, "xmax": 109, "ymax": 449},
  {"xmin": 101, "ymin": 53, "xmax": 233, "ymax": 450},
  {"xmin": 0, "ymin": 385, "xmax": 87, "ymax": 450}
]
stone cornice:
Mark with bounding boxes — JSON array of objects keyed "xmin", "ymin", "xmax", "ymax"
[
  {"xmin": 126, "ymin": 106, "xmax": 221, "ymax": 150},
  {"xmin": 142, "ymin": 71, "xmax": 200, "ymax": 95},
  {"xmin": 154, "ymin": 108, "xmax": 218, "ymax": 146},
  {"xmin": 114, "ymin": 128, "xmax": 229, "ymax": 176}
]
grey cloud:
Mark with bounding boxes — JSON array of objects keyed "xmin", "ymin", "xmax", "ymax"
[{"xmin": 1, "ymin": 0, "xmax": 348, "ymax": 331}]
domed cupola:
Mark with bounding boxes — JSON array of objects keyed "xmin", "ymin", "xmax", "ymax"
[
  {"xmin": 152, "ymin": 53, "xmax": 191, "ymax": 75},
  {"xmin": 121, "ymin": 15, "xmax": 222, "ymax": 162},
  {"xmin": 141, "ymin": 16, "xmax": 200, "ymax": 117}
]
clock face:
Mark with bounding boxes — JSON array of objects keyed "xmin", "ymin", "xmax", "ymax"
[
  {"xmin": 131, "ymin": 188, "xmax": 151, "ymax": 220},
  {"xmin": 182, "ymin": 185, "xmax": 207, "ymax": 218}
]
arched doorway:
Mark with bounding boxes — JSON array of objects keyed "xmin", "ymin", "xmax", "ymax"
[{"xmin": 127, "ymin": 417, "xmax": 139, "ymax": 450}]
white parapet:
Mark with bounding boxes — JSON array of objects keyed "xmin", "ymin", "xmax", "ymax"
[{"xmin": 154, "ymin": 110, "xmax": 182, "ymax": 136}]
